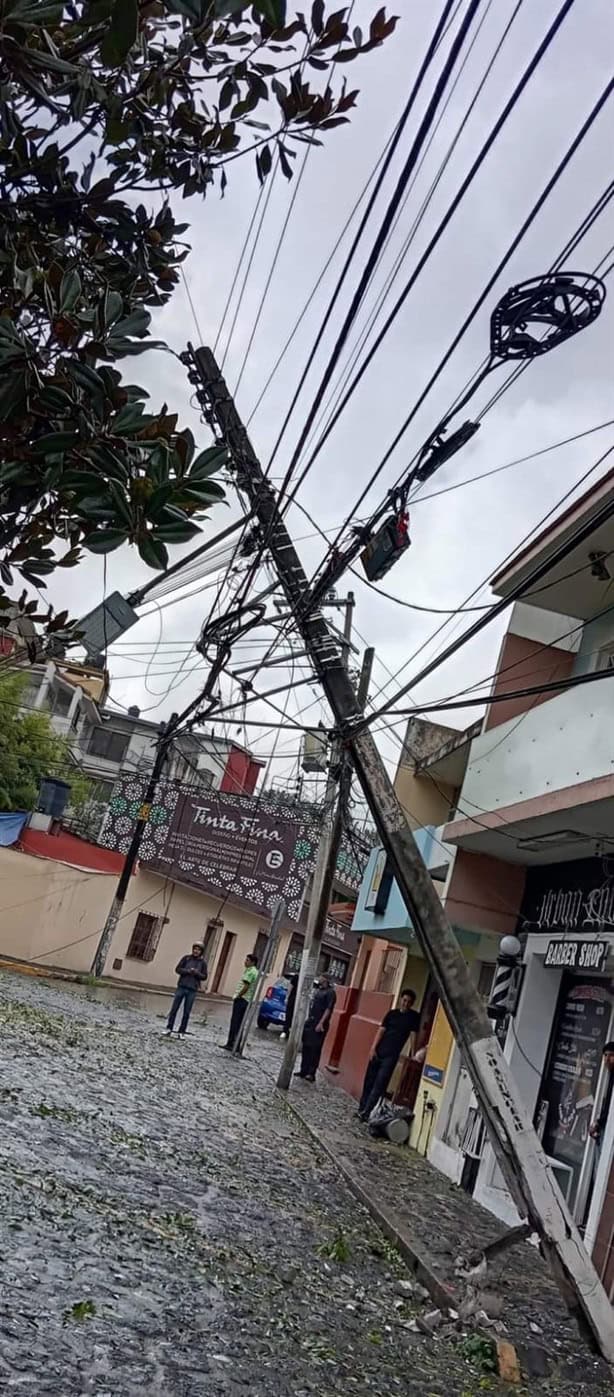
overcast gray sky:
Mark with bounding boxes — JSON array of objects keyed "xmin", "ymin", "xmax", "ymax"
[{"xmin": 47, "ymin": 0, "xmax": 614, "ymax": 792}]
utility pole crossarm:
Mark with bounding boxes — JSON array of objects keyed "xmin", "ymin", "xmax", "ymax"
[{"xmin": 183, "ymin": 343, "xmax": 614, "ymax": 1364}]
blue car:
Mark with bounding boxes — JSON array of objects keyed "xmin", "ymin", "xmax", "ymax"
[{"xmin": 257, "ymin": 979, "xmax": 288, "ymax": 1032}]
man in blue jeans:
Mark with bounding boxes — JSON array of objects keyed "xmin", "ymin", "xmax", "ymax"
[{"xmin": 163, "ymin": 943, "xmax": 208, "ymax": 1040}]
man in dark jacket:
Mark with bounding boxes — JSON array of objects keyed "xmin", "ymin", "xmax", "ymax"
[
  {"xmin": 296, "ymin": 975, "xmax": 336, "ymax": 1082},
  {"xmin": 358, "ymin": 989, "xmax": 419, "ymax": 1121},
  {"xmin": 163, "ymin": 943, "xmax": 208, "ymax": 1040}
]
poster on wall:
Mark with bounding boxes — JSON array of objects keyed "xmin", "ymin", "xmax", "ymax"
[{"xmin": 540, "ymin": 977, "xmax": 610, "ymax": 1206}]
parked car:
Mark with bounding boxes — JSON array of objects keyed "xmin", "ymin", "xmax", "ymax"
[{"xmin": 257, "ymin": 979, "xmax": 288, "ymax": 1032}]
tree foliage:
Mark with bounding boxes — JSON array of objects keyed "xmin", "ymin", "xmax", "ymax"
[
  {"xmin": 0, "ymin": 0, "xmax": 396, "ymax": 643},
  {"xmin": 0, "ymin": 671, "xmax": 92, "ymax": 810}
]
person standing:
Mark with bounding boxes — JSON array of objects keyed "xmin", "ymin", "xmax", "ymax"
[
  {"xmin": 296, "ymin": 975, "xmax": 336, "ymax": 1083},
  {"xmin": 163, "ymin": 943, "xmax": 208, "ymax": 1040},
  {"xmin": 589, "ymin": 1040, "xmax": 614, "ymax": 1146},
  {"xmin": 357, "ymin": 989, "xmax": 419, "ymax": 1121},
  {"xmin": 223, "ymin": 953, "xmax": 259, "ymax": 1051}
]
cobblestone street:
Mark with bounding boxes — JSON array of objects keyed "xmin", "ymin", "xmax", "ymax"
[{"xmin": 0, "ymin": 972, "xmax": 612, "ymax": 1396}]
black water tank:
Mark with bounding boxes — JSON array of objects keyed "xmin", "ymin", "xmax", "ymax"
[{"xmin": 38, "ymin": 777, "xmax": 71, "ymax": 820}]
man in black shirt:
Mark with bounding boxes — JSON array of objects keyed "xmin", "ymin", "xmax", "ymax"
[
  {"xmin": 296, "ymin": 976, "xmax": 337, "ymax": 1082},
  {"xmin": 358, "ymin": 989, "xmax": 419, "ymax": 1122},
  {"xmin": 163, "ymin": 943, "xmax": 208, "ymax": 1040}
]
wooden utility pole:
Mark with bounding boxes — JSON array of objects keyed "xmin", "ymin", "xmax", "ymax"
[{"xmin": 182, "ymin": 343, "xmax": 614, "ymax": 1363}]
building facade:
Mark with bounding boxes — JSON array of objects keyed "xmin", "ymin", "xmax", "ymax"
[{"xmin": 430, "ymin": 469, "xmax": 614, "ymax": 1298}]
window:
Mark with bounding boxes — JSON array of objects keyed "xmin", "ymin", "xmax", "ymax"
[
  {"xmin": 376, "ymin": 947, "xmax": 403, "ymax": 996},
  {"xmin": 50, "ymin": 686, "xmax": 72, "ymax": 718},
  {"xmin": 284, "ymin": 935, "xmax": 304, "ymax": 976},
  {"xmin": 87, "ymin": 727, "xmax": 130, "ymax": 764},
  {"xmin": 126, "ymin": 912, "xmax": 166, "ymax": 963}
]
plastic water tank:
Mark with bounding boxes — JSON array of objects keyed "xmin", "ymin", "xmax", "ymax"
[{"xmin": 37, "ymin": 777, "xmax": 71, "ymax": 820}]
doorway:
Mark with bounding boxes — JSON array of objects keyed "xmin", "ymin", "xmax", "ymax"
[{"xmin": 212, "ymin": 931, "xmax": 236, "ymax": 994}]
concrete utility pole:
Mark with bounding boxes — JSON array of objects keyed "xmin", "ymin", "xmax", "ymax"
[
  {"xmin": 91, "ymin": 719, "xmax": 176, "ymax": 979},
  {"xmin": 183, "ymin": 342, "xmax": 614, "ymax": 1362},
  {"xmin": 277, "ymin": 644, "xmax": 373, "ymax": 1091},
  {"xmin": 233, "ymin": 896, "xmax": 286, "ymax": 1057}
]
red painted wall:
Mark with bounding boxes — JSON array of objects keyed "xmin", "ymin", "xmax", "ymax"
[
  {"xmin": 220, "ymin": 747, "xmax": 262, "ymax": 795},
  {"xmin": 321, "ymin": 988, "xmax": 393, "ymax": 1099},
  {"xmin": 484, "ymin": 630, "xmax": 574, "ymax": 732},
  {"xmin": 20, "ymin": 828, "xmax": 126, "ymax": 875}
]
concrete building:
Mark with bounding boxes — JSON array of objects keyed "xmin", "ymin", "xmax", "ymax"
[
  {"xmin": 12, "ymin": 655, "xmax": 264, "ymax": 833},
  {"xmin": 430, "ymin": 469, "xmax": 614, "ymax": 1298},
  {"xmin": 0, "ymin": 820, "xmax": 360, "ymax": 998}
]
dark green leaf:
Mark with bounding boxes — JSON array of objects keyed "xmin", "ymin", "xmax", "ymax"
[
  {"xmin": 85, "ymin": 529, "xmax": 129, "ymax": 554},
  {"xmin": 103, "ymin": 290, "xmax": 124, "ymax": 330},
  {"xmin": 146, "ymin": 483, "xmax": 175, "ymax": 520},
  {"xmin": 61, "ymin": 471, "xmax": 104, "ymax": 493},
  {"xmin": 155, "ymin": 520, "xmax": 201, "ymax": 543},
  {"xmin": 111, "ymin": 310, "xmax": 151, "ymax": 341},
  {"xmin": 101, "ymin": 0, "xmax": 139, "ymax": 66},
  {"xmin": 137, "ymin": 534, "xmax": 169, "ymax": 570},
  {"xmin": 189, "ymin": 445, "xmax": 228, "ymax": 479},
  {"xmin": 60, "ymin": 270, "xmax": 82, "ymax": 314},
  {"xmin": 31, "ymin": 432, "xmax": 80, "ymax": 457}
]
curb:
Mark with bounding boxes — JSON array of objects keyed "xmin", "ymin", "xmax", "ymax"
[{"xmin": 280, "ymin": 1088, "xmax": 455, "ymax": 1313}]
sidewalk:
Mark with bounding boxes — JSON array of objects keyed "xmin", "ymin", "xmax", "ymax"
[{"xmin": 284, "ymin": 1067, "xmax": 610, "ymax": 1388}]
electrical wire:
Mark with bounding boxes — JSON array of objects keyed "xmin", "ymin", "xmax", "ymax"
[
  {"xmin": 300, "ymin": 0, "xmax": 524, "ymax": 464},
  {"xmin": 294, "ymin": 0, "xmax": 598, "ymax": 539},
  {"xmin": 273, "ymin": 0, "xmax": 485, "ymax": 505}
]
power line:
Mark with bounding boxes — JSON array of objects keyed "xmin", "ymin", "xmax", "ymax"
[
  {"xmin": 300, "ymin": 0, "xmax": 524, "ymax": 464},
  {"xmin": 273, "ymin": 0, "xmax": 485, "ymax": 505},
  {"xmin": 293, "ymin": 0, "xmax": 596, "ymax": 535}
]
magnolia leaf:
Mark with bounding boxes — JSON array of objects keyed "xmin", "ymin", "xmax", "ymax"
[
  {"xmin": 60, "ymin": 270, "xmax": 82, "ymax": 314},
  {"xmin": 189, "ymin": 445, "xmax": 229, "ymax": 479},
  {"xmin": 85, "ymin": 528, "xmax": 130, "ymax": 554},
  {"xmin": 101, "ymin": 0, "xmax": 139, "ymax": 65},
  {"xmin": 138, "ymin": 534, "xmax": 169, "ymax": 569}
]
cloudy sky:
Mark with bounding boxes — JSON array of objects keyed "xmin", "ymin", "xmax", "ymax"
[{"xmin": 47, "ymin": 0, "xmax": 614, "ymax": 794}]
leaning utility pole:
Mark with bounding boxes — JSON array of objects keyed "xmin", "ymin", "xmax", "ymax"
[
  {"xmin": 277, "ymin": 645, "xmax": 373, "ymax": 1091},
  {"xmin": 183, "ymin": 342, "xmax": 614, "ymax": 1361}
]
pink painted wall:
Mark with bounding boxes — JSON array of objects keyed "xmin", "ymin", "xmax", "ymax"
[
  {"xmin": 445, "ymin": 848, "xmax": 525, "ymax": 937},
  {"xmin": 484, "ymin": 630, "xmax": 574, "ymax": 732},
  {"xmin": 321, "ymin": 988, "xmax": 393, "ymax": 1099}
]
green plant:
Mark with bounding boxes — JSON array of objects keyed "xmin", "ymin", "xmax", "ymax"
[
  {"xmin": 0, "ymin": 1, "xmax": 395, "ymax": 641},
  {"xmin": 63, "ymin": 1299, "xmax": 97, "ymax": 1324},
  {"xmin": 459, "ymin": 1334, "xmax": 498, "ymax": 1376},
  {"xmin": 317, "ymin": 1229, "xmax": 350, "ymax": 1263},
  {"xmin": 0, "ymin": 672, "xmax": 90, "ymax": 810}
]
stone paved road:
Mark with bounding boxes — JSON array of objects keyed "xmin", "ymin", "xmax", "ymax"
[{"xmin": 0, "ymin": 972, "xmax": 611, "ymax": 1396}]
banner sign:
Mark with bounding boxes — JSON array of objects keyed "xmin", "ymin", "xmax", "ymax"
[
  {"xmin": 521, "ymin": 857, "xmax": 614, "ymax": 937},
  {"xmin": 544, "ymin": 939, "xmax": 608, "ymax": 972},
  {"xmin": 100, "ymin": 777, "xmax": 367, "ymax": 924}
]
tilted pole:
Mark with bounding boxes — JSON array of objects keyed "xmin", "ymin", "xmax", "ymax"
[{"xmin": 182, "ymin": 342, "xmax": 614, "ymax": 1361}]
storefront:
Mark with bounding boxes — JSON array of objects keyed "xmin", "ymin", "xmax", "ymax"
[
  {"xmin": 470, "ymin": 857, "xmax": 614, "ymax": 1247},
  {"xmin": 283, "ymin": 922, "xmax": 360, "ymax": 984}
]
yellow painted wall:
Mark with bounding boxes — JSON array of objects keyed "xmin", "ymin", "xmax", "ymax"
[
  {"xmin": 409, "ymin": 1002, "xmax": 455, "ymax": 1151},
  {"xmin": 393, "ymin": 762, "xmax": 454, "ymax": 831},
  {"xmin": 0, "ymin": 847, "xmax": 291, "ymax": 994}
]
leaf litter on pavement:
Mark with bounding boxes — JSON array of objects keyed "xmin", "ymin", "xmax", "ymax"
[{"xmin": 0, "ymin": 971, "xmax": 610, "ymax": 1396}]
